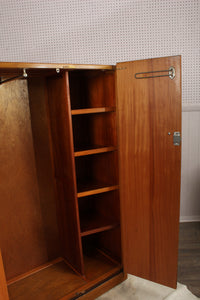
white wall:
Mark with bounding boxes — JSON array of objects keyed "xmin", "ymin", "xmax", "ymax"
[
  {"xmin": 181, "ymin": 107, "xmax": 200, "ymax": 221},
  {"xmin": 0, "ymin": 0, "xmax": 200, "ymax": 221}
]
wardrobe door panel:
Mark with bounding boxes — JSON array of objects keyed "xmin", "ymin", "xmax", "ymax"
[
  {"xmin": 0, "ymin": 250, "xmax": 9, "ymax": 300},
  {"xmin": 117, "ymin": 56, "xmax": 181, "ymax": 288}
]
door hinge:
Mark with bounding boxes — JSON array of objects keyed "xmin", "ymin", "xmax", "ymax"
[{"xmin": 116, "ymin": 67, "xmax": 127, "ymax": 70}]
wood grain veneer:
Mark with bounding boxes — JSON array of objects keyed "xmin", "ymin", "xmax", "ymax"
[
  {"xmin": 90, "ymin": 191, "xmax": 122, "ymax": 262},
  {"xmin": 79, "ymin": 190, "xmax": 122, "ymax": 263},
  {"xmin": 71, "ymin": 107, "xmax": 115, "ymax": 115},
  {"xmin": 117, "ymin": 56, "xmax": 181, "ymax": 288},
  {"xmin": 78, "ymin": 191, "xmax": 120, "ymax": 221},
  {"xmin": 72, "ymin": 113, "xmax": 117, "ymax": 155},
  {"xmin": 80, "ymin": 215, "xmax": 119, "ymax": 237},
  {"xmin": 77, "ymin": 185, "xmax": 119, "ymax": 198},
  {"xmin": 74, "ymin": 146, "xmax": 117, "ymax": 157},
  {"xmin": 0, "ymin": 57, "xmax": 181, "ymax": 298},
  {"xmin": 0, "ymin": 250, "xmax": 9, "ymax": 300},
  {"xmin": 75, "ymin": 153, "xmax": 118, "ymax": 192},
  {"xmin": 28, "ymin": 77, "xmax": 61, "ymax": 260},
  {"xmin": 0, "ymin": 62, "xmax": 114, "ymax": 71},
  {"xmin": 7, "ymin": 258, "xmax": 63, "ymax": 286},
  {"xmin": 46, "ymin": 72, "xmax": 84, "ymax": 275},
  {"xmin": 0, "ymin": 80, "xmax": 49, "ymax": 279},
  {"xmin": 8, "ymin": 260, "xmax": 85, "ymax": 300},
  {"xmin": 7, "ymin": 249, "xmax": 121, "ymax": 300},
  {"xmin": 69, "ymin": 70, "xmax": 115, "ymax": 109},
  {"xmin": 75, "ymin": 272, "xmax": 125, "ymax": 300}
]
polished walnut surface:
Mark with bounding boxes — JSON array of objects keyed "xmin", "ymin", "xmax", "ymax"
[
  {"xmin": 117, "ymin": 56, "xmax": 181, "ymax": 288},
  {"xmin": 0, "ymin": 56, "xmax": 181, "ymax": 299}
]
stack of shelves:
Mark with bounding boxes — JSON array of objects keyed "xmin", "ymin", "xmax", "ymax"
[
  {"xmin": 46, "ymin": 69, "xmax": 122, "ymax": 278},
  {"xmin": 69, "ymin": 70, "xmax": 120, "ymax": 240}
]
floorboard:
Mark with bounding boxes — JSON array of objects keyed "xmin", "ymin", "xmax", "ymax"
[{"xmin": 178, "ymin": 222, "xmax": 200, "ymax": 297}]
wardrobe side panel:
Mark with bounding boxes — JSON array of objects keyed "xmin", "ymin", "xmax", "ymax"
[
  {"xmin": 28, "ymin": 78, "xmax": 61, "ymax": 260},
  {"xmin": 0, "ymin": 80, "xmax": 48, "ymax": 280}
]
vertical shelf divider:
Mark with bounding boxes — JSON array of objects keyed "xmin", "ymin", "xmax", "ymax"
[{"xmin": 46, "ymin": 72, "xmax": 84, "ymax": 276}]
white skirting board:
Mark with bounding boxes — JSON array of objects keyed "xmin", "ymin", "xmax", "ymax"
[
  {"xmin": 96, "ymin": 274, "xmax": 199, "ymax": 300},
  {"xmin": 182, "ymin": 105, "xmax": 200, "ymax": 112},
  {"xmin": 180, "ymin": 216, "xmax": 200, "ymax": 222}
]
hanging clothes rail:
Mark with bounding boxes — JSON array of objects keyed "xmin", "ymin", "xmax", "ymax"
[
  {"xmin": 0, "ymin": 69, "xmax": 28, "ymax": 85},
  {"xmin": 135, "ymin": 66, "xmax": 175, "ymax": 79}
]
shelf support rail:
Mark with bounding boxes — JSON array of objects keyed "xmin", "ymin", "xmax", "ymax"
[
  {"xmin": 135, "ymin": 66, "xmax": 175, "ymax": 80},
  {"xmin": 0, "ymin": 68, "xmax": 28, "ymax": 85}
]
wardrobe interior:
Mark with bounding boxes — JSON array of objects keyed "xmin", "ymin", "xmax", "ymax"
[{"xmin": 0, "ymin": 68, "xmax": 122, "ymax": 299}]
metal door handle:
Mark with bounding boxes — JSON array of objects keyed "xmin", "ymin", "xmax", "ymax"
[{"xmin": 173, "ymin": 132, "xmax": 181, "ymax": 146}]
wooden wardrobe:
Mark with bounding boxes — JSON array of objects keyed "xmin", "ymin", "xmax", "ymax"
[{"xmin": 0, "ymin": 56, "xmax": 181, "ymax": 300}]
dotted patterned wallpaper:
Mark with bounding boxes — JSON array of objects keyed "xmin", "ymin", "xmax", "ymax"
[{"xmin": 0, "ymin": 0, "xmax": 199, "ymax": 105}]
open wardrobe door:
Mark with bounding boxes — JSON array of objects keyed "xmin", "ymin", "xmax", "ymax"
[
  {"xmin": 116, "ymin": 56, "xmax": 181, "ymax": 288},
  {"xmin": 0, "ymin": 250, "xmax": 9, "ymax": 300}
]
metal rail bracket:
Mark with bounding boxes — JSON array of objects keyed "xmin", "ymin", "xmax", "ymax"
[{"xmin": 135, "ymin": 66, "xmax": 175, "ymax": 80}]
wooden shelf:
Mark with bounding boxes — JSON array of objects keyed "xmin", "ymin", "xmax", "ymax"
[
  {"xmin": 7, "ymin": 259, "xmax": 84, "ymax": 300},
  {"xmin": 83, "ymin": 249, "xmax": 121, "ymax": 281},
  {"xmin": 77, "ymin": 183, "xmax": 119, "ymax": 198},
  {"xmin": 80, "ymin": 214, "xmax": 119, "ymax": 237},
  {"xmin": 74, "ymin": 145, "xmax": 117, "ymax": 157},
  {"xmin": 7, "ymin": 252, "xmax": 121, "ymax": 300},
  {"xmin": 71, "ymin": 107, "xmax": 115, "ymax": 115}
]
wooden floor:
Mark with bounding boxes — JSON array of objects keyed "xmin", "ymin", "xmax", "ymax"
[{"xmin": 178, "ymin": 222, "xmax": 200, "ymax": 297}]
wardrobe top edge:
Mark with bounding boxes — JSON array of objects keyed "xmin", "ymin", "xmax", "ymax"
[{"xmin": 0, "ymin": 62, "xmax": 115, "ymax": 71}]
